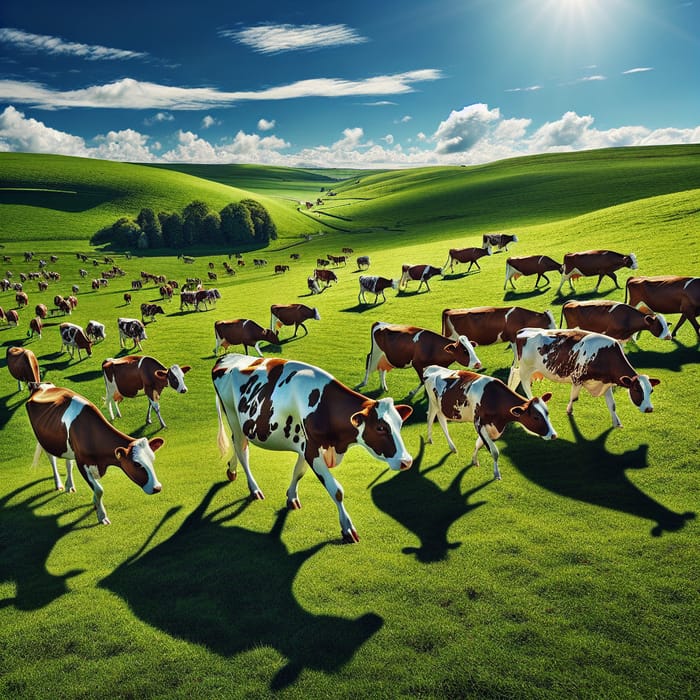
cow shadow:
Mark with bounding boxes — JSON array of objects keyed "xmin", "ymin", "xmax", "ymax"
[
  {"xmin": 503, "ymin": 288, "xmax": 549, "ymax": 302},
  {"xmin": 500, "ymin": 414, "xmax": 695, "ymax": 536},
  {"xmin": 626, "ymin": 340, "xmax": 699, "ymax": 373},
  {"xmin": 441, "ymin": 270, "xmax": 480, "ymax": 280},
  {"xmin": 0, "ymin": 390, "xmax": 27, "ymax": 429},
  {"xmin": 370, "ymin": 438, "xmax": 490, "ymax": 562},
  {"xmin": 0, "ymin": 480, "xmax": 86, "ymax": 611},
  {"xmin": 340, "ymin": 302, "xmax": 386, "ymax": 313},
  {"xmin": 99, "ymin": 482, "xmax": 383, "ymax": 691},
  {"xmin": 551, "ymin": 288, "xmax": 614, "ymax": 304},
  {"xmin": 64, "ymin": 369, "xmax": 104, "ymax": 383}
]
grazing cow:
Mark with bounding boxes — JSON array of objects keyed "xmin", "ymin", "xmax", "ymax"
[
  {"xmin": 103, "ymin": 355, "xmax": 191, "ymax": 429},
  {"xmin": 510, "ymin": 328, "xmax": 660, "ymax": 428},
  {"xmin": 26, "ymin": 383, "xmax": 163, "ymax": 524},
  {"xmin": 270, "ymin": 304, "xmax": 320, "ymax": 337},
  {"xmin": 625, "ymin": 275, "xmax": 700, "ymax": 340},
  {"xmin": 118, "ymin": 318, "xmax": 147, "ymax": 351},
  {"xmin": 123, "ymin": 292, "xmax": 132, "ymax": 305},
  {"xmin": 28, "ymin": 316, "xmax": 43, "ymax": 339},
  {"xmin": 15, "ymin": 291, "xmax": 28, "ymax": 308},
  {"xmin": 424, "ymin": 365, "xmax": 556, "ymax": 480},
  {"xmin": 504, "ymin": 255, "xmax": 563, "ymax": 290},
  {"xmin": 443, "ymin": 246, "xmax": 492, "ymax": 274},
  {"xmin": 316, "ymin": 258, "xmax": 330, "ymax": 267},
  {"xmin": 561, "ymin": 300, "xmax": 671, "ymax": 343},
  {"xmin": 358, "ymin": 275, "xmax": 398, "ymax": 304},
  {"xmin": 327, "ymin": 254, "xmax": 347, "ymax": 266},
  {"xmin": 557, "ymin": 250, "xmax": 638, "ymax": 295},
  {"xmin": 342, "ymin": 247, "xmax": 354, "ymax": 254},
  {"xmin": 482, "ymin": 233, "xmax": 518, "ymax": 251},
  {"xmin": 399, "ymin": 264, "xmax": 443, "ymax": 292},
  {"xmin": 274, "ymin": 264, "xmax": 290, "ymax": 274},
  {"xmin": 141, "ymin": 303, "xmax": 165, "ymax": 323},
  {"xmin": 314, "ymin": 268, "xmax": 338, "ymax": 286},
  {"xmin": 212, "ymin": 354, "xmax": 413, "ymax": 543},
  {"xmin": 194, "ymin": 288, "xmax": 220, "ymax": 311},
  {"xmin": 208, "ymin": 271, "xmax": 218, "ymax": 281},
  {"xmin": 6, "ymin": 346, "xmax": 41, "ymax": 391},
  {"xmin": 6, "ymin": 309, "xmax": 19, "ymax": 326},
  {"xmin": 35, "ymin": 303, "xmax": 48, "ymax": 319},
  {"xmin": 356, "ymin": 255, "xmax": 370, "ymax": 270},
  {"xmin": 307, "ymin": 276, "xmax": 322, "ymax": 295},
  {"xmin": 358, "ymin": 322, "xmax": 482, "ymax": 397},
  {"xmin": 59, "ymin": 322, "xmax": 93, "ymax": 360},
  {"xmin": 85, "ymin": 320, "xmax": 106, "ymax": 343},
  {"xmin": 159, "ymin": 284, "xmax": 173, "ymax": 302},
  {"xmin": 213, "ymin": 319, "xmax": 280, "ymax": 357}
]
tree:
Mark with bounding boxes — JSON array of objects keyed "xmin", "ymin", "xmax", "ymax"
[
  {"xmin": 182, "ymin": 200, "xmax": 210, "ymax": 247},
  {"xmin": 137, "ymin": 208, "xmax": 163, "ymax": 248},
  {"xmin": 241, "ymin": 199, "xmax": 277, "ymax": 244},
  {"xmin": 111, "ymin": 216, "xmax": 141, "ymax": 248},
  {"xmin": 220, "ymin": 202, "xmax": 255, "ymax": 243},
  {"xmin": 159, "ymin": 211, "xmax": 184, "ymax": 248},
  {"xmin": 202, "ymin": 211, "xmax": 222, "ymax": 244}
]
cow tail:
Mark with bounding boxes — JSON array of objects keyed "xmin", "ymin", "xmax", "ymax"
[
  {"xmin": 215, "ymin": 393, "xmax": 231, "ymax": 458},
  {"xmin": 31, "ymin": 442, "xmax": 44, "ymax": 468}
]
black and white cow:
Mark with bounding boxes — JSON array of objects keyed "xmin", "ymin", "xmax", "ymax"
[{"xmin": 118, "ymin": 318, "xmax": 147, "ymax": 351}]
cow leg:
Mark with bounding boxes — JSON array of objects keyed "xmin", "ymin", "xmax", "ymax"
[
  {"xmin": 604, "ymin": 387, "xmax": 622, "ymax": 428},
  {"xmin": 252, "ymin": 341, "xmax": 264, "ymax": 357},
  {"xmin": 80, "ymin": 464, "xmax": 110, "ymax": 525},
  {"xmin": 566, "ymin": 384, "xmax": 583, "ymax": 415},
  {"xmin": 426, "ymin": 394, "xmax": 457, "ymax": 453},
  {"xmin": 556, "ymin": 275, "xmax": 567, "ymax": 295},
  {"xmin": 473, "ymin": 424, "xmax": 501, "ymax": 480},
  {"xmin": 229, "ymin": 425, "xmax": 263, "ymax": 500},
  {"xmin": 43, "ymin": 451, "xmax": 65, "ymax": 491},
  {"xmin": 310, "ymin": 454, "xmax": 358, "ymax": 543},
  {"xmin": 286, "ymin": 452, "xmax": 309, "ymax": 510},
  {"xmin": 609, "ymin": 271, "xmax": 620, "ymax": 289},
  {"xmin": 146, "ymin": 396, "xmax": 166, "ymax": 429},
  {"xmin": 358, "ymin": 345, "xmax": 387, "ymax": 391},
  {"xmin": 594, "ymin": 274, "xmax": 605, "ymax": 292}
]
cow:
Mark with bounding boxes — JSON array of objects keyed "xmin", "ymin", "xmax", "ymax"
[
  {"xmin": 28, "ymin": 316, "xmax": 43, "ymax": 339},
  {"xmin": 358, "ymin": 275, "xmax": 398, "ymax": 304},
  {"xmin": 6, "ymin": 309, "xmax": 19, "ymax": 326},
  {"xmin": 274, "ymin": 264, "xmax": 290, "ymax": 274},
  {"xmin": 15, "ymin": 291, "xmax": 28, "ymax": 308},
  {"xmin": 212, "ymin": 354, "xmax": 413, "ymax": 543},
  {"xmin": 26, "ymin": 383, "xmax": 163, "ymax": 524},
  {"xmin": 195, "ymin": 288, "xmax": 220, "ymax": 311},
  {"xmin": 504, "ymin": 255, "xmax": 563, "ymax": 290},
  {"xmin": 358, "ymin": 322, "xmax": 482, "ymax": 398},
  {"xmin": 270, "ymin": 304, "xmax": 320, "ymax": 337},
  {"xmin": 35, "ymin": 303, "xmax": 48, "ymax": 319},
  {"xmin": 103, "ymin": 355, "xmax": 191, "ymax": 429},
  {"xmin": 356, "ymin": 255, "xmax": 370, "ymax": 270},
  {"xmin": 482, "ymin": 233, "xmax": 518, "ymax": 251},
  {"xmin": 314, "ymin": 268, "xmax": 338, "ymax": 286},
  {"xmin": 561, "ymin": 300, "xmax": 671, "ymax": 343},
  {"xmin": 85, "ymin": 320, "xmax": 106, "ymax": 343},
  {"xmin": 307, "ymin": 276, "xmax": 322, "ymax": 295},
  {"xmin": 327, "ymin": 254, "xmax": 347, "ymax": 266},
  {"xmin": 399, "ymin": 264, "xmax": 442, "ymax": 292},
  {"xmin": 316, "ymin": 258, "xmax": 330, "ymax": 267},
  {"xmin": 208, "ymin": 271, "xmax": 218, "ymax": 281},
  {"xmin": 213, "ymin": 319, "xmax": 280, "ymax": 357},
  {"xmin": 625, "ymin": 275, "xmax": 700, "ymax": 340},
  {"xmin": 59, "ymin": 322, "xmax": 93, "ymax": 360},
  {"xmin": 423, "ymin": 365, "xmax": 556, "ymax": 480},
  {"xmin": 141, "ymin": 303, "xmax": 165, "ymax": 323},
  {"xmin": 6, "ymin": 346, "xmax": 41, "ymax": 391},
  {"xmin": 510, "ymin": 328, "xmax": 660, "ymax": 428},
  {"xmin": 556, "ymin": 250, "xmax": 638, "ymax": 295},
  {"xmin": 159, "ymin": 284, "xmax": 173, "ymax": 302},
  {"xmin": 442, "ymin": 246, "xmax": 492, "ymax": 274},
  {"xmin": 123, "ymin": 292, "xmax": 132, "ymax": 305},
  {"xmin": 118, "ymin": 318, "xmax": 147, "ymax": 351}
]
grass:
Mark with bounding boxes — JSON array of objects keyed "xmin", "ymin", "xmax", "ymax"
[{"xmin": 0, "ymin": 146, "xmax": 699, "ymax": 699}]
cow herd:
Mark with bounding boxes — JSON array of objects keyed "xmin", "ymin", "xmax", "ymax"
[{"xmin": 2, "ymin": 241, "xmax": 699, "ymax": 541}]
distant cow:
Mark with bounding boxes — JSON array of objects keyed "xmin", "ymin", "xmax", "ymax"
[
  {"xmin": 316, "ymin": 258, "xmax": 330, "ymax": 267},
  {"xmin": 214, "ymin": 319, "xmax": 280, "ymax": 357},
  {"xmin": 59, "ymin": 322, "xmax": 92, "ymax": 360},
  {"xmin": 141, "ymin": 303, "xmax": 165, "ymax": 323},
  {"xmin": 85, "ymin": 320, "xmax": 106, "ymax": 343},
  {"xmin": 123, "ymin": 293, "xmax": 132, "ymax": 305},
  {"xmin": 358, "ymin": 275, "xmax": 398, "ymax": 304},
  {"xmin": 6, "ymin": 309, "xmax": 19, "ymax": 326},
  {"xmin": 15, "ymin": 291, "xmax": 28, "ymax": 308},
  {"xmin": 557, "ymin": 250, "xmax": 638, "ymax": 295},
  {"xmin": 274, "ymin": 264, "xmax": 290, "ymax": 274},
  {"xmin": 443, "ymin": 246, "xmax": 492, "ymax": 274},
  {"xmin": 314, "ymin": 268, "xmax": 338, "ymax": 286},
  {"xmin": 483, "ymin": 233, "xmax": 518, "ymax": 251},
  {"xmin": 159, "ymin": 284, "xmax": 173, "ymax": 302},
  {"xmin": 504, "ymin": 255, "xmax": 563, "ymax": 290},
  {"xmin": 35, "ymin": 303, "xmax": 48, "ymax": 319},
  {"xmin": 270, "ymin": 304, "xmax": 320, "ymax": 337},
  {"xmin": 212, "ymin": 354, "xmax": 413, "ymax": 543},
  {"xmin": 6, "ymin": 346, "xmax": 41, "ymax": 391},
  {"xmin": 399, "ymin": 264, "xmax": 442, "ymax": 293},
  {"xmin": 26, "ymin": 383, "xmax": 163, "ymax": 523},
  {"xmin": 358, "ymin": 321, "xmax": 482, "ymax": 397},
  {"xmin": 625, "ymin": 275, "xmax": 700, "ymax": 340},
  {"xmin": 307, "ymin": 277, "xmax": 322, "ymax": 295},
  {"xmin": 103, "ymin": 355, "xmax": 191, "ymax": 429},
  {"xmin": 118, "ymin": 318, "xmax": 147, "ymax": 351},
  {"xmin": 561, "ymin": 300, "xmax": 671, "ymax": 343},
  {"xmin": 28, "ymin": 316, "xmax": 43, "ymax": 339},
  {"xmin": 327, "ymin": 254, "xmax": 347, "ymax": 266},
  {"xmin": 424, "ymin": 365, "xmax": 556, "ymax": 480},
  {"xmin": 356, "ymin": 255, "xmax": 370, "ymax": 270},
  {"xmin": 510, "ymin": 328, "xmax": 660, "ymax": 428}
]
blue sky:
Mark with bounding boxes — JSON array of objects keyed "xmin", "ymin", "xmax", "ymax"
[{"xmin": 0, "ymin": 0, "xmax": 698, "ymax": 167}]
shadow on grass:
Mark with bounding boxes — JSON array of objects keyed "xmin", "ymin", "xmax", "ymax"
[
  {"xmin": 100, "ymin": 482, "xmax": 383, "ymax": 691},
  {"xmin": 370, "ymin": 438, "xmax": 490, "ymax": 563},
  {"xmin": 0, "ymin": 479, "xmax": 86, "ymax": 611},
  {"xmin": 503, "ymin": 288, "xmax": 549, "ymax": 302},
  {"xmin": 626, "ymin": 338, "xmax": 699, "ymax": 373},
  {"xmin": 500, "ymin": 414, "xmax": 695, "ymax": 536}
]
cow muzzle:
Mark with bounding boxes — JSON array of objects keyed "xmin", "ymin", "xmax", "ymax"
[
  {"xmin": 644, "ymin": 407, "xmax": 653, "ymax": 413},
  {"xmin": 400, "ymin": 458, "xmax": 413, "ymax": 471}
]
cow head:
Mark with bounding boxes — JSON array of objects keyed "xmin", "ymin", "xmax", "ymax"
[
  {"xmin": 162, "ymin": 364, "xmax": 191, "ymax": 393},
  {"xmin": 446, "ymin": 335, "xmax": 482, "ymax": 370},
  {"xmin": 351, "ymin": 398, "xmax": 413, "ymax": 471},
  {"xmin": 645, "ymin": 313, "xmax": 672, "ymax": 340},
  {"xmin": 621, "ymin": 375, "xmax": 660, "ymax": 413},
  {"xmin": 510, "ymin": 392, "xmax": 557, "ymax": 439},
  {"xmin": 114, "ymin": 437, "xmax": 164, "ymax": 493},
  {"xmin": 626, "ymin": 253, "xmax": 639, "ymax": 270},
  {"xmin": 264, "ymin": 328, "xmax": 281, "ymax": 345}
]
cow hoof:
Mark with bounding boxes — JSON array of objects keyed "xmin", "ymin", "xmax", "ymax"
[
  {"xmin": 57, "ymin": 486, "xmax": 65, "ymax": 492},
  {"xmin": 252, "ymin": 490, "xmax": 265, "ymax": 501},
  {"xmin": 342, "ymin": 529, "xmax": 360, "ymax": 544},
  {"xmin": 287, "ymin": 498, "xmax": 301, "ymax": 510},
  {"xmin": 226, "ymin": 469, "xmax": 237, "ymax": 481},
  {"xmin": 68, "ymin": 487, "xmax": 76, "ymax": 494},
  {"xmin": 100, "ymin": 517, "xmax": 111, "ymax": 525}
]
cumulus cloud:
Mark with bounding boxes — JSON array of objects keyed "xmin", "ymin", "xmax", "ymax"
[
  {"xmin": 434, "ymin": 103, "xmax": 501, "ymax": 154},
  {"xmin": 257, "ymin": 118, "xmax": 275, "ymax": 131},
  {"xmin": 201, "ymin": 115, "xmax": 220, "ymax": 129},
  {"xmin": 144, "ymin": 111, "xmax": 174, "ymax": 125},
  {"xmin": 0, "ymin": 105, "xmax": 89, "ymax": 155}
]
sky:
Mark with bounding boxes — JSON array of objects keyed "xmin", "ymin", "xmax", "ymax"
[{"xmin": 0, "ymin": 0, "xmax": 698, "ymax": 168}]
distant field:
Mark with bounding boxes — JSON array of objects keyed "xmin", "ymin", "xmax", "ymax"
[{"xmin": 0, "ymin": 146, "xmax": 698, "ymax": 699}]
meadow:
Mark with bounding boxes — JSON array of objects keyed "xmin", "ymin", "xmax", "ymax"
[{"xmin": 0, "ymin": 146, "xmax": 698, "ymax": 699}]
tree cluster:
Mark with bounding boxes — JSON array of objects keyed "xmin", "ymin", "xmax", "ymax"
[{"xmin": 91, "ymin": 199, "xmax": 277, "ymax": 250}]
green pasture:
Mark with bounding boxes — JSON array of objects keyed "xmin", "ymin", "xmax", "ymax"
[{"xmin": 0, "ymin": 148, "xmax": 699, "ymax": 699}]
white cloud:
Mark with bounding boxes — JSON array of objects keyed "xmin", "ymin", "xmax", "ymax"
[
  {"xmin": 91, "ymin": 129, "xmax": 156, "ymax": 162},
  {"xmin": 144, "ymin": 111, "xmax": 174, "ymax": 125},
  {"xmin": 622, "ymin": 67, "xmax": 653, "ymax": 74},
  {"xmin": 201, "ymin": 115, "xmax": 220, "ymax": 129},
  {"xmin": 221, "ymin": 23, "xmax": 367, "ymax": 54},
  {"xmin": 257, "ymin": 118, "xmax": 275, "ymax": 131},
  {"xmin": 383, "ymin": 134, "xmax": 394, "ymax": 145},
  {"xmin": 529, "ymin": 111, "xmax": 596, "ymax": 150},
  {"xmin": 0, "ymin": 27, "xmax": 148, "ymax": 61},
  {"xmin": 505, "ymin": 85, "xmax": 542, "ymax": 92},
  {"xmin": 434, "ymin": 103, "xmax": 501, "ymax": 154}
]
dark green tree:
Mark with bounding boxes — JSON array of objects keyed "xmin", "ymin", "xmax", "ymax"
[
  {"xmin": 220, "ymin": 202, "xmax": 255, "ymax": 243},
  {"xmin": 159, "ymin": 211, "xmax": 184, "ymax": 248},
  {"xmin": 202, "ymin": 211, "xmax": 222, "ymax": 244},
  {"xmin": 137, "ymin": 207, "xmax": 163, "ymax": 248},
  {"xmin": 182, "ymin": 200, "xmax": 210, "ymax": 246},
  {"xmin": 241, "ymin": 199, "xmax": 277, "ymax": 244},
  {"xmin": 111, "ymin": 216, "xmax": 141, "ymax": 248}
]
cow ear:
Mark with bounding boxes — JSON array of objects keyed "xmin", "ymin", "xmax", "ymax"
[
  {"xmin": 444, "ymin": 342, "xmax": 458, "ymax": 355},
  {"xmin": 351, "ymin": 408, "xmax": 369, "ymax": 427},
  {"xmin": 114, "ymin": 446, "xmax": 129, "ymax": 461},
  {"xmin": 648, "ymin": 377, "xmax": 661, "ymax": 387},
  {"xmin": 619, "ymin": 376, "xmax": 634, "ymax": 388},
  {"xmin": 395, "ymin": 404, "xmax": 413, "ymax": 422},
  {"xmin": 540, "ymin": 392, "xmax": 553, "ymax": 403},
  {"xmin": 180, "ymin": 365, "xmax": 192, "ymax": 374},
  {"xmin": 155, "ymin": 369, "xmax": 168, "ymax": 380},
  {"xmin": 510, "ymin": 405, "xmax": 525, "ymax": 418},
  {"xmin": 149, "ymin": 437, "xmax": 165, "ymax": 452},
  {"xmin": 644, "ymin": 315, "xmax": 655, "ymax": 327}
]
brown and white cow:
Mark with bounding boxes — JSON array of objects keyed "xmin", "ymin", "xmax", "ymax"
[
  {"xmin": 6, "ymin": 346, "xmax": 41, "ymax": 391},
  {"xmin": 424, "ymin": 365, "xmax": 556, "ymax": 480},
  {"xmin": 442, "ymin": 246, "xmax": 492, "ymax": 274},
  {"xmin": 561, "ymin": 300, "xmax": 671, "ymax": 343},
  {"xmin": 103, "ymin": 355, "xmax": 191, "ymax": 429},
  {"xmin": 28, "ymin": 316, "xmax": 42, "ymax": 339},
  {"xmin": 483, "ymin": 233, "xmax": 518, "ymax": 251},
  {"xmin": 625, "ymin": 275, "xmax": 700, "ymax": 340},
  {"xmin": 5, "ymin": 309, "xmax": 19, "ymax": 326},
  {"xmin": 358, "ymin": 275, "xmax": 398, "ymax": 304},
  {"xmin": 358, "ymin": 321, "xmax": 482, "ymax": 397},
  {"xmin": 314, "ymin": 268, "xmax": 338, "ymax": 286},
  {"xmin": 26, "ymin": 383, "xmax": 163, "ymax": 524},
  {"xmin": 270, "ymin": 304, "xmax": 320, "ymax": 337},
  {"xmin": 212, "ymin": 354, "xmax": 413, "ymax": 543},
  {"xmin": 59, "ymin": 322, "xmax": 92, "ymax": 359},
  {"xmin": 118, "ymin": 318, "xmax": 147, "ymax": 351},
  {"xmin": 274, "ymin": 264, "xmax": 290, "ymax": 274},
  {"xmin": 141, "ymin": 303, "xmax": 165, "ymax": 323},
  {"xmin": 35, "ymin": 303, "xmax": 48, "ymax": 319},
  {"xmin": 510, "ymin": 328, "xmax": 660, "ymax": 428},
  {"xmin": 123, "ymin": 292, "xmax": 132, "ymax": 305},
  {"xmin": 327, "ymin": 254, "xmax": 347, "ymax": 266},
  {"xmin": 556, "ymin": 250, "xmax": 638, "ymax": 295},
  {"xmin": 399, "ymin": 264, "xmax": 443, "ymax": 292},
  {"xmin": 85, "ymin": 320, "xmax": 106, "ymax": 343},
  {"xmin": 213, "ymin": 319, "xmax": 280, "ymax": 357},
  {"xmin": 307, "ymin": 276, "xmax": 322, "ymax": 295},
  {"xmin": 504, "ymin": 255, "xmax": 563, "ymax": 290}
]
